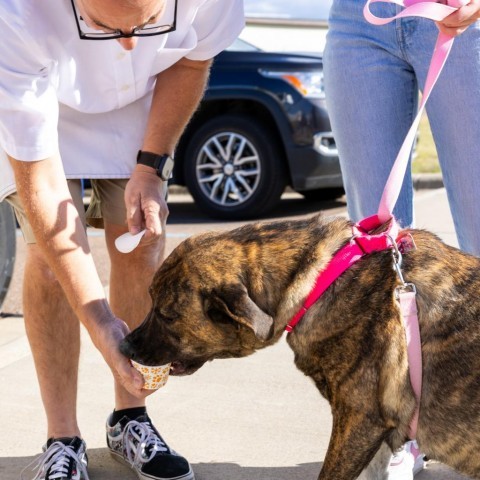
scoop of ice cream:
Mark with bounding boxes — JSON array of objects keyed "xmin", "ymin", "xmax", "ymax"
[{"xmin": 131, "ymin": 360, "xmax": 170, "ymax": 390}]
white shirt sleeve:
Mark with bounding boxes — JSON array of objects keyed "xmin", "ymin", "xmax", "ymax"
[
  {"xmin": 0, "ymin": 0, "xmax": 245, "ymax": 162},
  {"xmin": 0, "ymin": 15, "xmax": 59, "ymax": 161},
  {"xmin": 186, "ymin": 0, "xmax": 245, "ymax": 61}
]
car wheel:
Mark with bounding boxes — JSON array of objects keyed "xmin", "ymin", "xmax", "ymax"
[
  {"xmin": 183, "ymin": 114, "xmax": 287, "ymax": 220},
  {"xmin": 0, "ymin": 202, "xmax": 16, "ymax": 309},
  {"xmin": 299, "ymin": 187, "xmax": 345, "ymax": 202}
]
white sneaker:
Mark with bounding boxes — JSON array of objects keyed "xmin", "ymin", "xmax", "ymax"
[{"xmin": 388, "ymin": 440, "xmax": 425, "ymax": 479}]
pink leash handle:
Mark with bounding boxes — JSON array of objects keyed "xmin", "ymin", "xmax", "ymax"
[{"xmin": 363, "ymin": 0, "xmax": 462, "ymax": 223}]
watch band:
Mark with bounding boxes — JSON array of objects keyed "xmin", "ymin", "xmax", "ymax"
[{"xmin": 136, "ymin": 150, "xmax": 174, "ymax": 181}]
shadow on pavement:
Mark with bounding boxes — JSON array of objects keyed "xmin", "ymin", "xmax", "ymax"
[
  {"xmin": 192, "ymin": 461, "xmax": 322, "ymax": 480},
  {"xmin": 1, "ymin": 450, "xmax": 133, "ymax": 480},
  {"xmin": 167, "ymin": 196, "xmax": 346, "ymax": 225},
  {"xmin": 1, "ymin": 449, "xmax": 322, "ymax": 480}
]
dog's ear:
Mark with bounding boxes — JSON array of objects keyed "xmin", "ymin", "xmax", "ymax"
[{"xmin": 206, "ymin": 285, "xmax": 274, "ymax": 342}]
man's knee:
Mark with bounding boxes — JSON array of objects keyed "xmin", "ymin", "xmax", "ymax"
[{"xmin": 25, "ymin": 245, "xmax": 61, "ymax": 287}]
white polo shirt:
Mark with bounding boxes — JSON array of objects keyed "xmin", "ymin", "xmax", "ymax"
[{"xmin": 0, "ymin": 0, "xmax": 244, "ymax": 201}]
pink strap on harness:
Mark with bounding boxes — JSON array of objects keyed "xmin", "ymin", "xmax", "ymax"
[
  {"xmin": 398, "ymin": 289, "xmax": 422, "ymax": 437},
  {"xmin": 287, "ymin": 0, "xmax": 465, "ymax": 439},
  {"xmin": 285, "ymin": 215, "xmax": 399, "ymax": 333}
]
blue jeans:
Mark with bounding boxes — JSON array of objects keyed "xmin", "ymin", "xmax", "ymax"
[{"xmin": 323, "ymin": 0, "xmax": 480, "ymax": 255}]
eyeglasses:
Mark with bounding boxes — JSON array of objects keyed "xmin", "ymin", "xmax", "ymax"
[{"xmin": 70, "ymin": 0, "xmax": 177, "ymax": 40}]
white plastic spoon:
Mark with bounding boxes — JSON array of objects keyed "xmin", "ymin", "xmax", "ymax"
[{"xmin": 115, "ymin": 229, "xmax": 146, "ymax": 253}]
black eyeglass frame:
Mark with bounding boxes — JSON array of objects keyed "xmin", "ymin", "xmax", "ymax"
[{"xmin": 70, "ymin": 0, "xmax": 177, "ymax": 40}]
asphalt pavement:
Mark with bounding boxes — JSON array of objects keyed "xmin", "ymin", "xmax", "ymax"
[{"xmin": 0, "ymin": 181, "xmax": 473, "ymax": 480}]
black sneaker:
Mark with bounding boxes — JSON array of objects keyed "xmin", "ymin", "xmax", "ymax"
[
  {"xmin": 106, "ymin": 413, "xmax": 194, "ymax": 480},
  {"xmin": 21, "ymin": 436, "xmax": 89, "ymax": 480}
]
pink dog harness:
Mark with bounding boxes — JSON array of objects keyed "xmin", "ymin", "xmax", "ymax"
[
  {"xmin": 286, "ymin": 0, "xmax": 466, "ymax": 439},
  {"xmin": 285, "ymin": 214, "xmax": 400, "ymax": 333}
]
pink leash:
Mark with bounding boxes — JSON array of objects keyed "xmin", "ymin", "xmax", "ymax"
[
  {"xmin": 287, "ymin": 0, "xmax": 465, "ymax": 439},
  {"xmin": 364, "ymin": 0, "xmax": 461, "ymax": 222},
  {"xmin": 365, "ymin": 0, "xmax": 466, "ymax": 439}
]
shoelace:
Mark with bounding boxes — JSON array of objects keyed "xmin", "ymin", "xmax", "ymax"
[
  {"xmin": 123, "ymin": 420, "xmax": 169, "ymax": 467},
  {"xmin": 21, "ymin": 441, "xmax": 89, "ymax": 480}
]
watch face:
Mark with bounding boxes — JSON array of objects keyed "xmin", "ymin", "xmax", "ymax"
[{"xmin": 161, "ymin": 156, "xmax": 174, "ymax": 180}]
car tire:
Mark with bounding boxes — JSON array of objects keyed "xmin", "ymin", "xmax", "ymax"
[
  {"xmin": 299, "ymin": 187, "xmax": 345, "ymax": 202},
  {"xmin": 0, "ymin": 202, "xmax": 16, "ymax": 309},
  {"xmin": 183, "ymin": 114, "xmax": 287, "ymax": 220}
]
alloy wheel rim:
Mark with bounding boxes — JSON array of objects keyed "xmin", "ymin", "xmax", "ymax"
[{"xmin": 195, "ymin": 131, "xmax": 261, "ymax": 207}]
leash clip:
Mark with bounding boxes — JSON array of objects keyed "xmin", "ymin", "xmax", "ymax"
[
  {"xmin": 389, "ymin": 235, "xmax": 418, "ymax": 301},
  {"xmin": 388, "ymin": 234, "xmax": 408, "ymax": 286}
]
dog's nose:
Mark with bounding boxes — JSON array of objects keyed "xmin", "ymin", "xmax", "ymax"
[{"xmin": 119, "ymin": 338, "xmax": 136, "ymax": 360}]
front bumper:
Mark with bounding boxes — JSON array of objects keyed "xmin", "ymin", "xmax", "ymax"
[{"xmin": 284, "ymin": 97, "xmax": 343, "ymax": 191}]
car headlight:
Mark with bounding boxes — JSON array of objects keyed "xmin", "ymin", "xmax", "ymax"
[{"xmin": 259, "ymin": 70, "xmax": 325, "ymax": 99}]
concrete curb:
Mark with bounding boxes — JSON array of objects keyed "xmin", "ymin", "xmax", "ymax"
[{"xmin": 412, "ymin": 173, "xmax": 443, "ymax": 190}]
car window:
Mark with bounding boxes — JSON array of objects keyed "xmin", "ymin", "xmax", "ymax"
[
  {"xmin": 244, "ymin": 0, "xmax": 332, "ymax": 23},
  {"xmin": 241, "ymin": 1, "xmax": 331, "ymax": 54}
]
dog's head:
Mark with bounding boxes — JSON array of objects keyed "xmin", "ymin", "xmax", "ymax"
[{"xmin": 120, "ymin": 232, "xmax": 275, "ymax": 376}]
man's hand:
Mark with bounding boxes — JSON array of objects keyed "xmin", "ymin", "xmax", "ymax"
[
  {"xmin": 437, "ymin": 0, "xmax": 480, "ymax": 36},
  {"xmin": 92, "ymin": 313, "xmax": 158, "ymax": 398},
  {"xmin": 125, "ymin": 165, "xmax": 169, "ymax": 240}
]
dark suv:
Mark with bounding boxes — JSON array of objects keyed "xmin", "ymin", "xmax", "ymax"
[{"xmin": 172, "ymin": 39, "xmax": 342, "ymax": 220}]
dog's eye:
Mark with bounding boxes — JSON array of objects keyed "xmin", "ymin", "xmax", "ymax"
[
  {"xmin": 207, "ymin": 307, "xmax": 234, "ymax": 326},
  {"xmin": 156, "ymin": 308, "xmax": 178, "ymax": 324}
]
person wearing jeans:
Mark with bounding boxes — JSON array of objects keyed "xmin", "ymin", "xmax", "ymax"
[
  {"xmin": 323, "ymin": 0, "xmax": 480, "ymax": 477},
  {"xmin": 324, "ymin": 0, "xmax": 480, "ymax": 256}
]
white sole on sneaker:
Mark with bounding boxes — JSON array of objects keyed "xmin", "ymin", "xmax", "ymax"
[{"xmin": 109, "ymin": 450, "xmax": 195, "ymax": 480}]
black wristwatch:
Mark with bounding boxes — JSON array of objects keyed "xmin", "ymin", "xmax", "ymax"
[{"xmin": 136, "ymin": 150, "xmax": 174, "ymax": 181}]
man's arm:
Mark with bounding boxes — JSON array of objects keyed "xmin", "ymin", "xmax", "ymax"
[
  {"xmin": 143, "ymin": 57, "xmax": 212, "ymax": 154},
  {"xmin": 8, "ymin": 153, "xmax": 145, "ymax": 396},
  {"xmin": 125, "ymin": 57, "xmax": 212, "ymax": 236}
]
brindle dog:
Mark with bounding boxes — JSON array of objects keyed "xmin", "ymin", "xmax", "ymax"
[{"xmin": 121, "ymin": 214, "xmax": 480, "ymax": 480}]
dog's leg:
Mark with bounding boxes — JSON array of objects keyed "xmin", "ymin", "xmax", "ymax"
[
  {"xmin": 318, "ymin": 414, "xmax": 387, "ymax": 480},
  {"xmin": 357, "ymin": 442, "xmax": 391, "ymax": 480}
]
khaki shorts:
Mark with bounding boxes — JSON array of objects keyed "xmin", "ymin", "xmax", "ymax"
[{"xmin": 6, "ymin": 179, "xmax": 129, "ymax": 244}]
